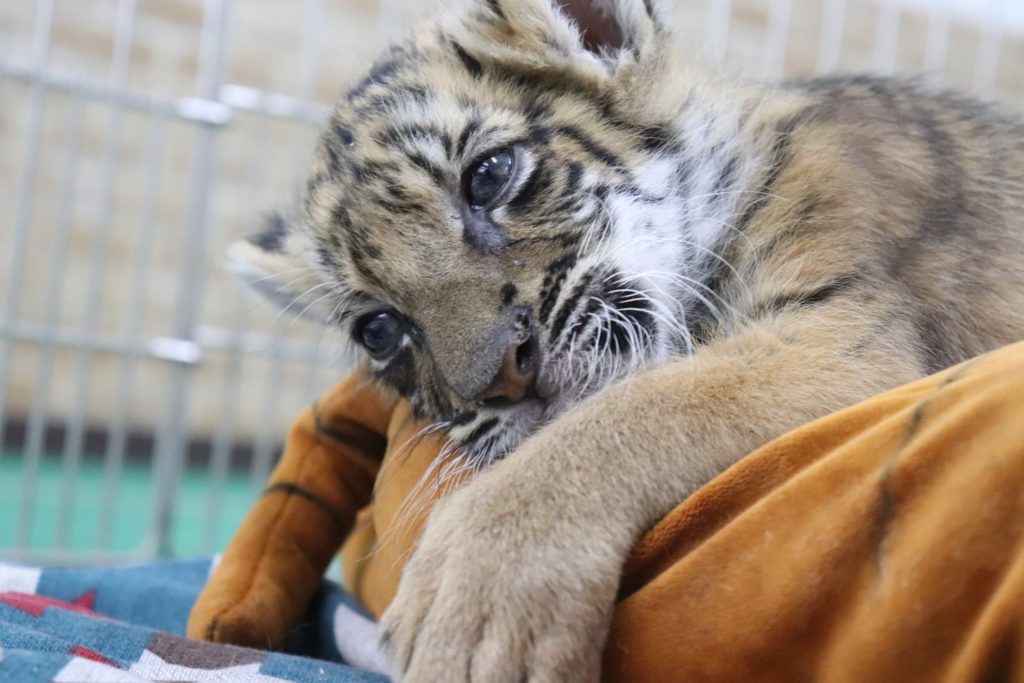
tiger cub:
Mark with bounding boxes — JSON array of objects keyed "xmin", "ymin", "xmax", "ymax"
[{"xmin": 230, "ymin": 0, "xmax": 1024, "ymax": 679}]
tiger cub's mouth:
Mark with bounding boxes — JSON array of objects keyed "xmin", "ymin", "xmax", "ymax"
[
  {"xmin": 440, "ymin": 264, "xmax": 671, "ymax": 473},
  {"xmin": 450, "ymin": 270, "xmax": 665, "ymax": 465}
]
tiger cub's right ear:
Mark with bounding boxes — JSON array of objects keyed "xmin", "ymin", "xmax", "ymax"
[{"xmin": 225, "ymin": 212, "xmax": 335, "ymax": 322}]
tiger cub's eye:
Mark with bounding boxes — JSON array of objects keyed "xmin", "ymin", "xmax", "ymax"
[
  {"xmin": 464, "ymin": 147, "xmax": 515, "ymax": 209},
  {"xmin": 356, "ymin": 311, "xmax": 404, "ymax": 357}
]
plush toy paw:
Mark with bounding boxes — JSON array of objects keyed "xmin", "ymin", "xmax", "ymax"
[{"xmin": 379, "ymin": 453, "xmax": 627, "ymax": 683}]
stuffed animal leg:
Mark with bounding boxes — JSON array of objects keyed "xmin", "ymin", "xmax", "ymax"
[{"xmin": 186, "ymin": 370, "xmax": 399, "ymax": 648}]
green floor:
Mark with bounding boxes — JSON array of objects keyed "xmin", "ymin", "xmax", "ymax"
[{"xmin": 0, "ymin": 451, "xmax": 256, "ymax": 558}]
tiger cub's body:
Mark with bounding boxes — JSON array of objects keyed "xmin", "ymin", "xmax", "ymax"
[{"xmin": 231, "ymin": 0, "xmax": 1024, "ymax": 679}]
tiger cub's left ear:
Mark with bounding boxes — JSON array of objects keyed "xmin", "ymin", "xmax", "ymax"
[
  {"xmin": 555, "ymin": 0, "xmax": 664, "ymax": 57},
  {"xmin": 455, "ymin": 0, "xmax": 665, "ymax": 73},
  {"xmin": 225, "ymin": 212, "xmax": 336, "ymax": 323}
]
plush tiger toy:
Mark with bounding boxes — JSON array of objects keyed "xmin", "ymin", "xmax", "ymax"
[{"xmin": 229, "ymin": 0, "xmax": 1024, "ymax": 679}]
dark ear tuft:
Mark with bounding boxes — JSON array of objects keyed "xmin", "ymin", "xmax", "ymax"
[
  {"xmin": 484, "ymin": 0, "xmax": 507, "ymax": 19},
  {"xmin": 249, "ymin": 211, "xmax": 289, "ymax": 253},
  {"xmin": 451, "ymin": 0, "xmax": 662, "ymax": 76},
  {"xmin": 225, "ymin": 211, "xmax": 336, "ymax": 323}
]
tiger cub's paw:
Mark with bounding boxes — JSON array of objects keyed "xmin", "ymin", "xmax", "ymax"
[{"xmin": 379, "ymin": 456, "xmax": 623, "ymax": 683}]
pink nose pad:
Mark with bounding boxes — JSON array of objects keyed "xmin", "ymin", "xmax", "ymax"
[{"xmin": 480, "ymin": 336, "xmax": 539, "ymax": 404}]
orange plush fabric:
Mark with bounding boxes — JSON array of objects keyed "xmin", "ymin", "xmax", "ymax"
[
  {"xmin": 604, "ymin": 342, "xmax": 1024, "ymax": 682},
  {"xmin": 187, "ymin": 371, "xmax": 397, "ymax": 647},
  {"xmin": 190, "ymin": 342, "xmax": 1024, "ymax": 681},
  {"xmin": 187, "ymin": 370, "xmax": 454, "ymax": 645},
  {"xmin": 338, "ymin": 399, "xmax": 461, "ymax": 619}
]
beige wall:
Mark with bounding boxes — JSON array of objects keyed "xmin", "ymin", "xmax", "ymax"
[{"xmin": 1, "ymin": 0, "xmax": 1022, "ymax": 454}]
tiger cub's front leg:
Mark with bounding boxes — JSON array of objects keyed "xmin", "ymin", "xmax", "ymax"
[{"xmin": 380, "ymin": 311, "xmax": 923, "ymax": 683}]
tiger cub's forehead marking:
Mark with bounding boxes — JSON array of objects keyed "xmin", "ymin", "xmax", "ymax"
[
  {"xmin": 326, "ymin": 46, "xmax": 538, "ymax": 190},
  {"xmin": 302, "ymin": 27, "xmax": 682, "ymax": 309}
]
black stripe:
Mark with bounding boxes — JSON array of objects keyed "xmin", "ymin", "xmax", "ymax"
[
  {"xmin": 456, "ymin": 118, "xmax": 481, "ymax": 158},
  {"xmin": 710, "ymin": 155, "xmax": 739, "ymax": 205},
  {"xmin": 316, "ymin": 244, "xmax": 339, "ymax": 272},
  {"xmin": 672, "ymin": 144, "xmax": 694, "ymax": 195},
  {"xmin": 377, "ymin": 198, "xmax": 422, "ymax": 215},
  {"xmin": 451, "ymin": 40, "xmax": 483, "ymax": 77},
  {"xmin": 351, "ymin": 251, "xmax": 387, "ymax": 293},
  {"xmin": 612, "ymin": 184, "xmax": 663, "ymax": 204},
  {"xmin": 350, "ymin": 160, "xmax": 400, "ymax": 185},
  {"xmin": 263, "ymin": 483, "xmax": 346, "ymax": 529},
  {"xmin": 549, "ymin": 271, "xmax": 595, "ymax": 344},
  {"xmin": 507, "ymin": 158, "xmax": 547, "ymax": 212},
  {"xmin": 635, "ymin": 123, "xmax": 674, "ymax": 152},
  {"xmin": 250, "ymin": 212, "xmax": 288, "ymax": 252},
  {"xmin": 323, "ymin": 146, "xmax": 343, "ymax": 178},
  {"xmin": 545, "ymin": 254, "xmax": 578, "ymax": 275},
  {"xmin": 563, "ymin": 162, "xmax": 584, "ymax": 196},
  {"xmin": 539, "ymin": 255, "xmax": 577, "ymax": 324},
  {"xmin": 386, "ymin": 184, "xmax": 410, "ymax": 202},
  {"xmin": 525, "ymin": 101, "xmax": 552, "ymax": 124},
  {"xmin": 450, "ymin": 410, "xmax": 477, "ymax": 427},
  {"xmin": 305, "ymin": 169, "xmax": 329, "ymax": 195},
  {"xmin": 312, "ymin": 404, "xmax": 388, "ymax": 456},
  {"xmin": 752, "ymin": 274, "xmax": 860, "ymax": 318},
  {"xmin": 735, "ymin": 113, "xmax": 807, "ymax": 233},
  {"xmin": 527, "ymin": 123, "xmax": 550, "ymax": 146},
  {"xmin": 375, "ymin": 124, "xmax": 442, "ymax": 148},
  {"xmin": 590, "ymin": 190, "xmax": 615, "ymax": 242},
  {"xmin": 345, "ymin": 226, "xmax": 383, "ymax": 261},
  {"xmin": 587, "ymin": 323, "xmax": 608, "ymax": 354},
  {"xmin": 346, "ymin": 54, "xmax": 404, "ymax": 101},
  {"xmin": 465, "ymin": 417, "xmax": 500, "ymax": 444},
  {"xmin": 594, "ymin": 99, "xmax": 675, "ymax": 153},
  {"xmin": 596, "ymin": 319, "xmax": 631, "ymax": 354},
  {"xmin": 914, "ymin": 105, "xmax": 966, "ymax": 241},
  {"xmin": 605, "ymin": 280, "xmax": 656, "ymax": 348},
  {"xmin": 561, "ymin": 296, "xmax": 602, "ymax": 349},
  {"xmin": 330, "ymin": 204, "xmax": 352, "ymax": 229},
  {"xmin": 472, "ymin": 435, "xmax": 501, "ymax": 462},
  {"xmin": 352, "ymin": 86, "xmax": 429, "ymax": 117},
  {"xmin": 406, "ymin": 151, "xmax": 445, "ymax": 184},
  {"xmin": 484, "ymin": 0, "xmax": 505, "ymax": 20},
  {"xmin": 553, "ymin": 125, "xmax": 622, "ymax": 168}
]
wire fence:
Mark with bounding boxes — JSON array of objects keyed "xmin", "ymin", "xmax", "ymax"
[{"xmin": 1, "ymin": 0, "xmax": 1021, "ymax": 565}]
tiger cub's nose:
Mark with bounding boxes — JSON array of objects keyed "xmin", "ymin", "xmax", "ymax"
[{"xmin": 480, "ymin": 335, "xmax": 540, "ymax": 405}]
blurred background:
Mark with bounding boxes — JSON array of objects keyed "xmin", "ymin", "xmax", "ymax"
[{"xmin": 1, "ymin": 0, "xmax": 1022, "ymax": 565}]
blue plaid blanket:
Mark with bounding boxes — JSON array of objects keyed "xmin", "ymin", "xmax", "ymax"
[{"xmin": 0, "ymin": 559, "xmax": 388, "ymax": 682}]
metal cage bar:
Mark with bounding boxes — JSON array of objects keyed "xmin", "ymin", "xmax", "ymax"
[{"xmin": 0, "ymin": 0, "xmax": 57, "ymax": 500}]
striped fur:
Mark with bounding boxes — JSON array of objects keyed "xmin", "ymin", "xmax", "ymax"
[{"xmin": 230, "ymin": 1, "xmax": 1024, "ymax": 680}]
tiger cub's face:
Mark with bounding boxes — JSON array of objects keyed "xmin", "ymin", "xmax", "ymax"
[{"xmin": 232, "ymin": 0, "xmax": 719, "ymax": 464}]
